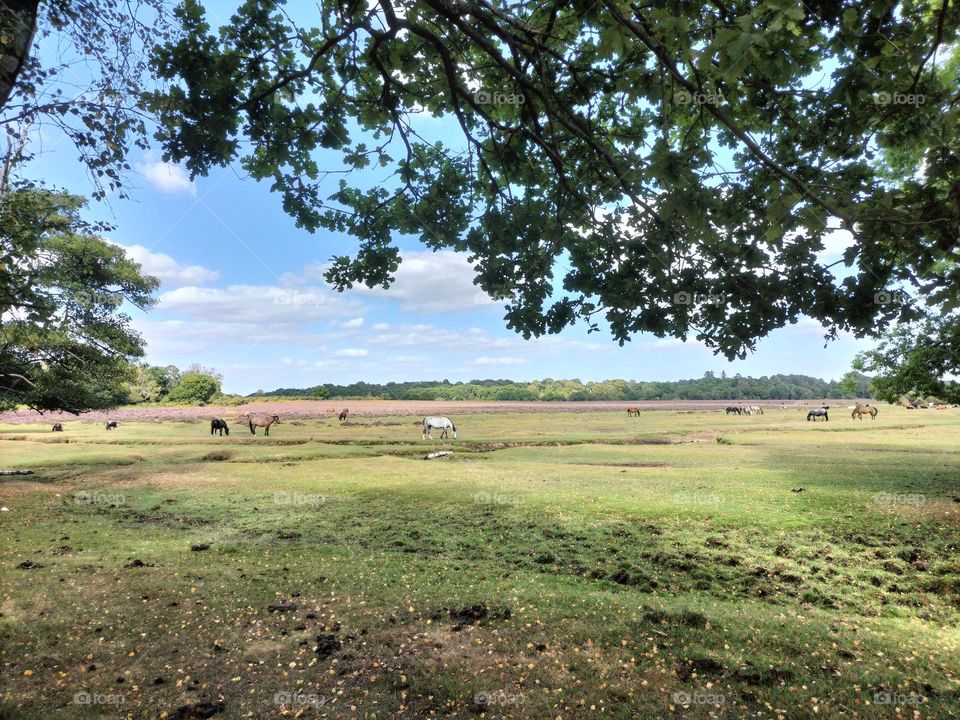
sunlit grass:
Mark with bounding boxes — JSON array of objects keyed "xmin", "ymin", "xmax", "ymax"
[{"xmin": 1, "ymin": 406, "xmax": 959, "ymax": 718}]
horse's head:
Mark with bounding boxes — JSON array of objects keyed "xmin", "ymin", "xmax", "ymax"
[{"xmin": 271, "ymin": 415, "xmax": 281, "ymax": 423}]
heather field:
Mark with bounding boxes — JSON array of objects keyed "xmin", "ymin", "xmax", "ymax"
[{"xmin": 1, "ymin": 404, "xmax": 959, "ymax": 719}]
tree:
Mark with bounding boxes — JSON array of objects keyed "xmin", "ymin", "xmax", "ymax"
[
  {"xmin": 851, "ymin": 312, "xmax": 960, "ymax": 404},
  {"xmin": 1, "ymin": 0, "xmax": 170, "ymax": 199},
  {"xmin": 149, "ymin": 1, "xmax": 958, "ymax": 359},
  {"xmin": 167, "ymin": 370, "xmax": 220, "ymax": 405},
  {"xmin": 0, "ymin": 187, "xmax": 159, "ymax": 413}
]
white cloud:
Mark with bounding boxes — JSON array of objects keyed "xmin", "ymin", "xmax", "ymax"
[
  {"xmin": 818, "ymin": 228, "xmax": 856, "ymax": 264},
  {"xmin": 334, "ymin": 348, "xmax": 368, "ymax": 357},
  {"xmin": 372, "ymin": 322, "xmax": 390, "ymax": 331},
  {"xmin": 158, "ymin": 284, "xmax": 358, "ymax": 324},
  {"xmin": 122, "ymin": 244, "xmax": 220, "ymax": 287},
  {"xmin": 342, "ymin": 250, "xmax": 495, "ymax": 312},
  {"xmin": 342, "ymin": 317, "xmax": 365, "ymax": 329},
  {"xmin": 138, "ymin": 156, "xmax": 196, "ymax": 195},
  {"xmin": 474, "ymin": 356, "xmax": 525, "ymax": 366}
]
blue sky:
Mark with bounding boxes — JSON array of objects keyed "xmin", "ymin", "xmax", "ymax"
[{"xmin": 24, "ymin": 5, "xmax": 872, "ymax": 395}]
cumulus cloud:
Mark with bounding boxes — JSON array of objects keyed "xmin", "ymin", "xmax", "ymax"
[
  {"xmin": 138, "ymin": 155, "xmax": 196, "ymax": 195},
  {"xmin": 474, "ymin": 356, "xmax": 525, "ymax": 366},
  {"xmin": 341, "ymin": 250, "xmax": 496, "ymax": 312},
  {"xmin": 158, "ymin": 284, "xmax": 359, "ymax": 324},
  {"xmin": 333, "ymin": 348, "xmax": 369, "ymax": 357},
  {"xmin": 342, "ymin": 317, "xmax": 365, "ymax": 329},
  {"xmin": 122, "ymin": 245, "xmax": 220, "ymax": 287}
]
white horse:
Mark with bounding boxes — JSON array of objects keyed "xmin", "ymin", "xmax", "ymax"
[
  {"xmin": 744, "ymin": 406, "xmax": 763, "ymax": 415},
  {"xmin": 422, "ymin": 416, "xmax": 457, "ymax": 439}
]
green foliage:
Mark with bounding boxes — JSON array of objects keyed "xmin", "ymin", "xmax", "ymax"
[
  {"xmin": 261, "ymin": 374, "xmax": 862, "ymax": 402},
  {"xmin": 853, "ymin": 311, "xmax": 960, "ymax": 404},
  {"xmin": 0, "ymin": 0, "xmax": 170, "ymax": 199},
  {"xmin": 150, "ymin": 1, "xmax": 960, "ymax": 358},
  {"xmin": 167, "ymin": 371, "xmax": 220, "ymax": 405},
  {"xmin": 0, "ymin": 188, "xmax": 158, "ymax": 413}
]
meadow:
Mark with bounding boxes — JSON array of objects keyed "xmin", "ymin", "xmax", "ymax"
[{"xmin": 1, "ymin": 405, "xmax": 958, "ymax": 719}]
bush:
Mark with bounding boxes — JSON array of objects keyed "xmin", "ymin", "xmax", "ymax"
[{"xmin": 168, "ymin": 372, "xmax": 220, "ymax": 405}]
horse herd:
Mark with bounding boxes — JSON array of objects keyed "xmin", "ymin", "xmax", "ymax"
[
  {"xmin": 50, "ymin": 402, "xmax": 903, "ymax": 438},
  {"xmin": 724, "ymin": 405, "xmax": 764, "ymax": 415},
  {"xmin": 60, "ymin": 411, "xmax": 459, "ymax": 440}
]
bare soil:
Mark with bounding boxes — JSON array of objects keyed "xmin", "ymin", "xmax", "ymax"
[{"xmin": 0, "ymin": 398, "xmax": 841, "ymax": 424}]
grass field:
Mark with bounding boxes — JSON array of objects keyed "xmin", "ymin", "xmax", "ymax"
[{"xmin": 1, "ymin": 406, "xmax": 959, "ymax": 719}]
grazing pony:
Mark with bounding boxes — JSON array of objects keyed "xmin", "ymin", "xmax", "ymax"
[
  {"xmin": 851, "ymin": 404, "xmax": 878, "ymax": 420},
  {"xmin": 422, "ymin": 416, "xmax": 457, "ymax": 440},
  {"xmin": 806, "ymin": 408, "xmax": 829, "ymax": 422},
  {"xmin": 51, "ymin": 423, "xmax": 63, "ymax": 432},
  {"xmin": 745, "ymin": 406, "xmax": 763, "ymax": 416},
  {"xmin": 210, "ymin": 418, "xmax": 229, "ymax": 436},
  {"xmin": 725, "ymin": 406, "xmax": 741, "ymax": 415},
  {"xmin": 338, "ymin": 408, "xmax": 349, "ymax": 422},
  {"xmin": 248, "ymin": 414, "xmax": 281, "ymax": 436},
  {"xmin": 626, "ymin": 407, "xmax": 640, "ymax": 416},
  {"xmin": 105, "ymin": 421, "xmax": 118, "ymax": 430}
]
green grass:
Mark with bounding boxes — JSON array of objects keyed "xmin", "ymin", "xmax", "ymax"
[{"xmin": 1, "ymin": 407, "xmax": 959, "ymax": 718}]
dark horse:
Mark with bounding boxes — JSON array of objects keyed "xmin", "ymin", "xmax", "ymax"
[
  {"xmin": 806, "ymin": 408, "xmax": 829, "ymax": 422},
  {"xmin": 626, "ymin": 407, "xmax": 640, "ymax": 416},
  {"xmin": 51, "ymin": 423, "xmax": 63, "ymax": 432},
  {"xmin": 725, "ymin": 406, "xmax": 741, "ymax": 415},
  {"xmin": 105, "ymin": 421, "xmax": 118, "ymax": 430},
  {"xmin": 249, "ymin": 414, "xmax": 281, "ymax": 436},
  {"xmin": 338, "ymin": 408, "xmax": 349, "ymax": 422},
  {"xmin": 210, "ymin": 418, "xmax": 229, "ymax": 436}
]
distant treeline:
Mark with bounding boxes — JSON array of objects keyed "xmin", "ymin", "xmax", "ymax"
[{"xmin": 251, "ymin": 373, "xmax": 872, "ymax": 402}]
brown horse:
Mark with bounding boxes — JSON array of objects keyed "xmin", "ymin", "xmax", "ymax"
[
  {"xmin": 626, "ymin": 407, "xmax": 640, "ymax": 416},
  {"xmin": 851, "ymin": 404, "xmax": 878, "ymax": 420},
  {"xmin": 338, "ymin": 408, "xmax": 349, "ymax": 422},
  {"xmin": 248, "ymin": 414, "xmax": 281, "ymax": 435},
  {"xmin": 51, "ymin": 423, "xmax": 63, "ymax": 432}
]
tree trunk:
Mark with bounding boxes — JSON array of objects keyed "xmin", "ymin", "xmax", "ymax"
[{"xmin": 0, "ymin": 0, "xmax": 40, "ymax": 111}]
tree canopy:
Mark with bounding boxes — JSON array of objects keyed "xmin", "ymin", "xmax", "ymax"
[
  {"xmin": 0, "ymin": 0, "xmax": 169, "ymax": 199},
  {"xmin": 150, "ymin": 0, "xmax": 959, "ymax": 358},
  {"xmin": 259, "ymin": 373, "xmax": 864, "ymax": 402},
  {"xmin": 851, "ymin": 310, "xmax": 960, "ymax": 403},
  {"xmin": 0, "ymin": 187, "xmax": 158, "ymax": 413}
]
